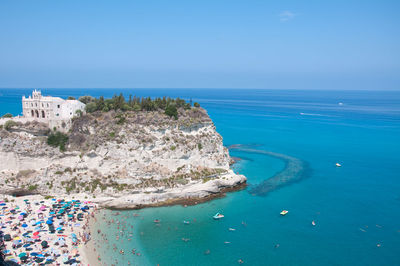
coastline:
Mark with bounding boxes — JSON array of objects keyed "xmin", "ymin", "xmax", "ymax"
[
  {"xmin": 0, "ymin": 178, "xmax": 246, "ymax": 265},
  {"xmin": 105, "ymin": 181, "xmax": 247, "ymax": 211},
  {"xmin": 81, "ymin": 214, "xmax": 100, "ymax": 266},
  {"xmin": 96, "ymin": 170, "xmax": 247, "ymax": 210}
]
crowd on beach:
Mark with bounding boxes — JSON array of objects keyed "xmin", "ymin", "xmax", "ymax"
[
  {"xmin": 92, "ymin": 211, "xmax": 143, "ymax": 266},
  {"xmin": 0, "ymin": 195, "xmax": 96, "ymax": 265}
]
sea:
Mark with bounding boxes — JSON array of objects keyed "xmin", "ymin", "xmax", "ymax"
[{"xmin": 1, "ymin": 88, "xmax": 400, "ymax": 266}]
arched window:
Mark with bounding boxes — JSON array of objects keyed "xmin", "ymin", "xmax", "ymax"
[
  {"xmin": 31, "ymin": 110, "xmax": 34, "ymax": 117},
  {"xmin": 35, "ymin": 110, "xmax": 39, "ymax": 118},
  {"xmin": 42, "ymin": 110, "xmax": 45, "ymax": 118}
]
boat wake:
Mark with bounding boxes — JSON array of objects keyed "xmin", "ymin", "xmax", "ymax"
[{"xmin": 228, "ymin": 144, "xmax": 311, "ymax": 196}]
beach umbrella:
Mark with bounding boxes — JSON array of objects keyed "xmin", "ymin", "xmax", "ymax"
[
  {"xmin": 23, "ymin": 243, "xmax": 31, "ymax": 248},
  {"xmin": 41, "ymin": 240, "xmax": 48, "ymax": 248},
  {"xmin": 30, "ymin": 252, "xmax": 39, "ymax": 257},
  {"xmin": 35, "ymin": 257, "xmax": 45, "ymax": 263},
  {"xmin": 4, "ymin": 234, "xmax": 11, "ymax": 241},
  {"xmin": 21, "ymin": 223, "xmax": 28, "ymax": 228},
  {"xmin": 33, "ymin": 231, "xmax": 39, "ymax": 236},
  {"xmin": 18, "ymin": 215, "xmax": 24, "ymax": 220},
  {"xmin": 46, "ymin": 220, "xmax": 53, "ymax": 225},
  {"xmin": 3, "ymin": 249, "xmax": 11, "ymax": 254},
  {"xmin": 18, "ymin": 252, "xmax": 27, "ymax": 258},
  {"xmin": 32, "ymin": 235, "xmax": 40, "ymax": 240},
  {"xmin": 8, "ymin": 257, "xmax": 19, "ymax": 263}
]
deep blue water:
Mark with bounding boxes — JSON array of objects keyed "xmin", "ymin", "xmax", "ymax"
[{"xmin": 1, "ymin": 88, "xmax": 400, "ymax": 265}]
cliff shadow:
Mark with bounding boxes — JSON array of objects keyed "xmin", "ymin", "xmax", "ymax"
[{"xmin": 228, "ymin": 144, "xmax": 312, "ymax": 197}]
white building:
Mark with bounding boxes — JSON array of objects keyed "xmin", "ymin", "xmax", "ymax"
[{"xmin": 22, "ymin": 90, "xmax": 85, "ymax": 120}]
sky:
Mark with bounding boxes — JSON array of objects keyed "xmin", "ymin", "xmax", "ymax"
[{"xmin": 0, "ymin": 0, "xmax": 399, "ymax": 90}]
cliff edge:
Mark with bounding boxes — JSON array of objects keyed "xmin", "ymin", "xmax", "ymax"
[{"xmin": 0, "ymin": 107, "xmax": 246, "ymax": 208}]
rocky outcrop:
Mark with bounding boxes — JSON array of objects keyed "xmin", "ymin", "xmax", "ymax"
[{"xmin": 0, "ymin": 108, "xmax": 246, "ymax": 208}]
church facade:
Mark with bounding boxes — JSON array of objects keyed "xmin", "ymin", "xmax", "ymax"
[{"xmin": 22, "ymin": 90, "xmax": 85, "ymax": 120}]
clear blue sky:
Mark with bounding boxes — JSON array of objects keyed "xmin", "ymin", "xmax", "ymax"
[{"xmin": 0, "ymin": 0, "xmax": 399, "ymax": 90}]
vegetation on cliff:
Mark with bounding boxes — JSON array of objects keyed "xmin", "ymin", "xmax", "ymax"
[{"xmin": 79, "ymin": 94, "xmax": 200, "ymax": 120}]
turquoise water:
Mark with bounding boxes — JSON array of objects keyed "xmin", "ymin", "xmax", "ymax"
[{"xmin": 1, "ymin": 89, "xmax": 400, "ymax": 265}]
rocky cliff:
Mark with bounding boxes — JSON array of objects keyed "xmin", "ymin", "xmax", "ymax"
[{"xmin": 0, "ymin": 107, "xmax": 246, "ymax": 208}]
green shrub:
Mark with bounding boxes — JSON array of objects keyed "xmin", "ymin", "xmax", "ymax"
[
  {"xmin": 198, "ymin": 143, "xmax": 202, "ymax": 150},
  {"xmin": 47, "ymin": 131, "xmax": 69, "ymax": 152},
  {"xmin": 75, "ymin": 109, "xmax": 83, "ymax": 117},
  {"xmin": 28, "ymin": 184, "xmax": 38, "ymax": 191},
  {"xmin": 4, "ymin": 120, "xmax": 17, "ymax": 131},
  {"xmin": 165, "ymin": 104, "xmax": 178, "ymax": 119},
  {"xmin": 193, "ymin": 102, "xmax": 200, "ymax": 108},
  {"xmin": 2, "ymin": 113, "xmax": 12, "ymax": 118},
  {"xmin": 170, "ymin": 145, "xmax": 176, "ymax": 151},
  {"xmin": 85, "ymin": 102, "xmax": 97, "ymax": 113}
]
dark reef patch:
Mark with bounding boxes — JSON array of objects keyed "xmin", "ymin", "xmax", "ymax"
[{"xmin": 229, "ymin": 144, "xmax": 311, "ymax": 196}]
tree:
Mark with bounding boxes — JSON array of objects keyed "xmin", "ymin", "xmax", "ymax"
[
  {"xmin": 47, "ymin": 131, "xmax": 69, "ymax": 152},
  {"xmin": 165, "ymin": 103, "xmax": 178, "ymax": 119},
  {"xmin": 194, "ymin": 102, "xmax": 200, "ymax": 108},
  {"xmin": 2, "ymin": 113, "xmax": 12, "ymax": 118},
  {"xmin": 67, "ymin": 96, "xmax": 76, "ymax": 100},
  {"xmin": 78, "ymin": 96, "xmax": 95, "ymax": 104},
  {"xmin": 4, "ymin": 120, "xmax": 17, "ymax": 131},
  {"xmin": 85, "ymin": 102, "xmax": 97, "ymax": 113}
]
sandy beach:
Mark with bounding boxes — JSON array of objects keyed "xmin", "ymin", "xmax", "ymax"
[{"xmin": 0, "ymin": 194, "xmax": 97, "ymax": 265}]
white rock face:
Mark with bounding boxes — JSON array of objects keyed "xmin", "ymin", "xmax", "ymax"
[{"xmin": 0, "ymin": 109, "xmax": 246, "ymax": 208}]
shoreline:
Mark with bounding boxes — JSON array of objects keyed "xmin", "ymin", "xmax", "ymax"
[
  {"xmin": 81, "ymin": 213, "xmax": 100, "ymax": 266},
  {"xmin": 105, "ymin": 181, "xmax": 247, "ymax": 211},
  {"xmin": 0, "ymin": 179, "xmax": 246, "ymax": 265}
]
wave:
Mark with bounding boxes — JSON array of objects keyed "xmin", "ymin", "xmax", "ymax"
[
  {"xmin": 228, "ymin": 145, "xmax": 311, "ymax": 196},
  {"xmin": 299, "ymin": 112, "xmax": 333, "ymax": 117}
]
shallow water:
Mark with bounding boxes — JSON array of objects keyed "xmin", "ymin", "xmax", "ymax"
[{"xmin": 2, "ymin": 88, "xmax": 400, "ymax": 265}]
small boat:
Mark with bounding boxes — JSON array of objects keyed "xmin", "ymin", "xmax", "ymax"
[
  {"xmin": 153, "ymin": 219, "xmax": 160, "ymax": 223},
  {"xmin": 336, "ymin": 163, "xmax": 342, "ymax": 167},
  {"xmin": 312, "ymin": 220, "xmax": 316, "ymax": 226},
  {"xmin": 213, "ymin": 213, "xmax": 224, "ymax": 220},
  {"xmin": 183, "ymin": 220, "xmax": 190, "ymax": 225},
  {"xmin": 228, "ymin": 228, "xmax": 236, "ymax": 231},
  {"xmin": 280, "ymin": 210, "xmax": 288, "ymax": 216}
]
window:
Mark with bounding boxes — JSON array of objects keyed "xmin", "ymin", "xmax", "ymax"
[
  {"xmin": 57, "ymin": 105, "xmax": 60, "ymax": 108},
  {"xmin": 56, "ymin": 113, "xmax": 59, "ymax": 116},
  {"xmin": 47, "ymin": 103, "xmax": 49, "ymax": 107}
]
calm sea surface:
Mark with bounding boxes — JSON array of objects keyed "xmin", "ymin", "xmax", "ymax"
[{"xmin": 1, "ymin": 88, "xmax": 400, "ymax": 265}]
